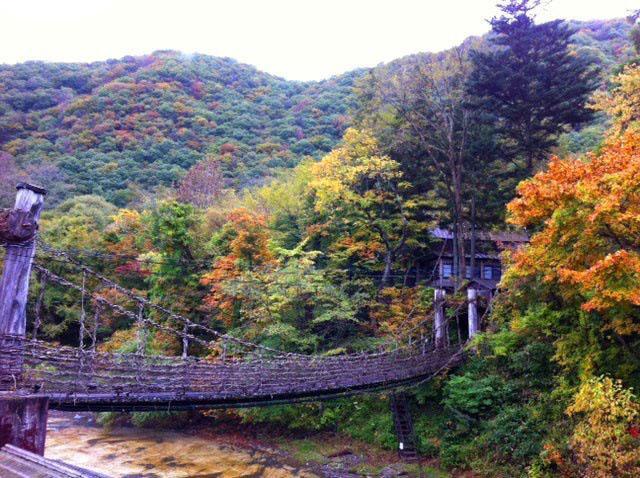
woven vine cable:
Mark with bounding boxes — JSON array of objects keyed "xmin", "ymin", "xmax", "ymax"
[
  {"xmin": 36, "ymin": 239, "xmax": 452, "ymax": 357},
  {"xmin": 13, "ymin": 239, "xmax": 455, "ymax": 355},
  {"xmin": 16, "ymin": 335, "xmax": 463, "ymax": 401},
  {"xmin": 31, "ymin": 264, "xmax": 219, "ymax": 354},
  {"xmin": 37, "ymin": 246, "xmax": 306, "ymax": 357},
  {"xmin": 0, "ymin": 233, "xmax": 474, "ymax": 403},
  {"xmin": 32, "ymin": 270, "xmax": 48, "ymax": 341},
  {"xmin": 32, "ymin": 262, "xmax": 467, "ymax": 366}
]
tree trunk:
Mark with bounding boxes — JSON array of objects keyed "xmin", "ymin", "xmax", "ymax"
[
  {"xmin": 456, "ymin": 220, "xmax": 466, "ymax": 286},
  {"xmin": 470, "ymin": 196, "xmax": 477, "ymax": 279},
  {"xmin": 452, "ymin": 227, "xmax": 458, "ymax": 288},
  {"xmin": 451, "ymin": 161, "xmax": 466, "ymax": 289},
  {"xmin": 381, "ymin": 250, "xmax": 394, "ymax": 289}
]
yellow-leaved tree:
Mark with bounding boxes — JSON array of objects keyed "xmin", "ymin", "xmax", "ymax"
[
  {"xmin": 566, "ymin": 377, "xmax": 640, "ymax": 477},
  {"xmin": 310, "ymin": 128, "xmax": 428, "ymax": 290},
  {"xmin": 591, "ymin": 64, "xmax": 640, "ymax": 134}
]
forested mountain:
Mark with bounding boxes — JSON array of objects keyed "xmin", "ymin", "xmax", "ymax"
[
  {"xmin": 0, "ymin": 18, "xmax": 633, "ymax": 207},
  {"xmin": 4, "ymin": 5, "xmax": 640, "ymax": 476},
  {"xmin": 0, "ymin": 52, "xmax": 361, "ymax": 205}
]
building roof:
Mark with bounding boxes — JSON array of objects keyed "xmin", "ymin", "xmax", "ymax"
[
  {"xmin": 441, "ymin": 253, "xmax": 501, "ymax": 260},
  {"xmin": 0, "ymin": 445, "xmax": 109, "ymax": 478},
  {"xmin": 429, "ymin": 277, "xmax": 499, "ymax": 290},
  {"xmin": 431, "ymin": 228, "xmax": 529, "ymax": 243}
]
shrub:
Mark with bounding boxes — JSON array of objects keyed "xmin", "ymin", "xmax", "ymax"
[
  {"xmin": 130, "ymin": 411, "xmax": 194, "ymax": 429},
  {"xmin": 566, "ymin": 376, "xmax": 640, "ymax": 477}
]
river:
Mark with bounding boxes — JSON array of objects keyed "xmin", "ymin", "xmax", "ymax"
[{"xmin": 45, "ymin": 412, "xmax": 319, "ymax": 478}]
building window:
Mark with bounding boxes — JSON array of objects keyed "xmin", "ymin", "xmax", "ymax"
[
  {"xmin": 483, "ymin": 266, "xmax": 493, "ymax": 279},
  {"xmin": 442, "ymin": 263, "xmax": 453, "ymax": 278}
]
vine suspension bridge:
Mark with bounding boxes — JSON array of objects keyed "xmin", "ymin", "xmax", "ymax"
[{"xmin": 0, "ymin": 183, "xmax": 479, "ymax": 468}]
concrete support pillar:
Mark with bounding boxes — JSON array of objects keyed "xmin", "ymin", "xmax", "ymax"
[
  {"xmin": 0, "ymin": 395, "xmax": 49, "ymax": 455},
  {"xmin": 468, "ymin": 287, "xmax": 479, "ymax": 338},
  {"xmin": 434, "ymin": 288, "xmax": 446, "ymax": 349}
]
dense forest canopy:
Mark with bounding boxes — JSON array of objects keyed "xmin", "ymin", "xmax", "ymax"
[
  {"xmin": 0, "ymin": 53, "xmax": 361, "ymax": 205},
  {"xmin": 0, "ymin": 18, "xmax": 634, "ymax": 207},
  {"xmin": 2, "ymin": 3, "xmax": 640, "ymax": 477}
]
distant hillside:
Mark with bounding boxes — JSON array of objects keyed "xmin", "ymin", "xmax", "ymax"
[
  {"xmin": 568, "ymin": 18, "xmax": 635, "ymax": 68},
  {"xmin": 0, "ymin": 52, "xmax": 361, "ymax": 205},
  {"xmin": 0, "ymin": 18, "xmax": 633, "ymax": 206}
]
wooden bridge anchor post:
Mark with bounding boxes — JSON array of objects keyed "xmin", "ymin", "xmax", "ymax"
[
  {"xmin": 0, "ymin": 184, "xmax": 49, "ymax": 456},
  {"xmin": 0, "ymin": 183, "xmax": 46, "ymax": 337},
  {"xmin": 0, "ymin": 183, "xmax": 46, "ymax": 388}
]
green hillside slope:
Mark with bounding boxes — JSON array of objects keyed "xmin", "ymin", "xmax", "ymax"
[
  {"xmin": 0, "ymin": 18, "xmax": 632, "ymax": 206},
  {"xmin": 0, "ymin": 52, "xmax": 361, "ymax": 204}
]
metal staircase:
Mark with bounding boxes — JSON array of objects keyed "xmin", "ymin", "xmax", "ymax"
[{"xmin": 390, "ymin": 392, "xmax": 419, "ymax": 461}]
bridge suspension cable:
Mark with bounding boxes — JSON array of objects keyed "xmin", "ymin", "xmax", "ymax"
[{"xmin": 2, "ymin": 241, "xmax": 470, "ymax": 411}]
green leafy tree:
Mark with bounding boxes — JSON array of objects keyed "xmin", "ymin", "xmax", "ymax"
[
  {"xmin": 147, "ymin": 201, "xmax": 205, "ymax": 321},
  {"xmin": 357, "ymin": 45, "xmax": 499, "ymax": 282},
  {"xmin": 222, "ymin": 247, "xmax": 360, "ymax": 353}
]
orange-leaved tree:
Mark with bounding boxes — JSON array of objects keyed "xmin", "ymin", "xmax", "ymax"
[
  {"xmin": 504, "ymin": 129, "xmax": 640, "ymax": 379},
  {"xmin": 507, "ymin": 130, "xmax": 640, "ymax": 324},
  {"xmin": 201, "ymin": 208, "xmax": 276, "ymax": 326}
]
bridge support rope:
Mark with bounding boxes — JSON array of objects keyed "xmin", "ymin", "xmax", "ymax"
[{"xmin": 0, "ymin": 182, "xmax": 472, "ymax": 415}]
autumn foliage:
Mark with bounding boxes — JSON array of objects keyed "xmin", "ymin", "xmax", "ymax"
[
  {"xmin": 13, "ymin": 10, "xmax": 640, "ymax": 476},
  {"xmin": 566, "ymin": 377, "xmax": 640, "ymax": 477},
  {"xmin": 502, "ymin": 123, "xmax": 640, "ymax": 476},
  {"xmin": 201, "ymin": 209, "xmax": 275, "ymax": 325},
  {"xmin": 591, "ymin": 65, "xmax": 640, "ymax": 134},
  {"xmin": 506, "ymin": 130, "xmax": 640, "ymax": 333}
]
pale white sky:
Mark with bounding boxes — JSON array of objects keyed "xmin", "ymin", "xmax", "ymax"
[{"xmin": 0, "ymin": 0, "xmax": 637, "ymax": 80}]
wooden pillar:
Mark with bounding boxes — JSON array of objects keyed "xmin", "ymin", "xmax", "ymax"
[
  {"xmin": 0, "ymin": 184, "xmax": 46, "ymax": 388},
  {"xmin": 0, "ymin": 395, "xmax": 49, "ymax": 455},
  {"xmin": 468, "ymin": 287, "xmax": 478, "ymax": 338},
  {"xmin": 0, "ymin": 185, "xmax": 49, "ymax": 456},
  {"xmin": 0, "ymin": 183, "xmax": 46, "ymax": 337},
  {"xmin": 434, "ymin": 288, "xmax": 446, "ymax": 349}
]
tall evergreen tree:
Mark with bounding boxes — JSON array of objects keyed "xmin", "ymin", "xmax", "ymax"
[
  {"xmin": 355, "ymin": 45, "xmax": 512, "ymax": 285},
  {"xmin": 467, "ymin": 0, "xmax": 599, "ymax": 173}
]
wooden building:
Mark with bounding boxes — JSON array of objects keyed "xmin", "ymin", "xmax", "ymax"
[
  {"xmin": 429, "ymin": 228, "xmax": 529, "ymax": 345},
  {"xmin": 430, "ymin": 227, "xmax": 529, "ymax": 292}
]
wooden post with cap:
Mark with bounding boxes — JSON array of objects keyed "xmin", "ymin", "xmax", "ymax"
[
  {"xmin": 467, "ymin": 287, "xmax": 479, "ymax": 338},
  {"xmin": 0, "ymin": 183, "xmax": 49, "ymax": 456},
  {"xmin": 434, "ymin": 288, "xmax": 446, "ymax": 349},
  {"xmin": 0, "ymin": 182, "xmax": 46, "ymax": 337},
  {"xmin": 0, "ymin": 183, "xmax": 46, "ymax": 389}
]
